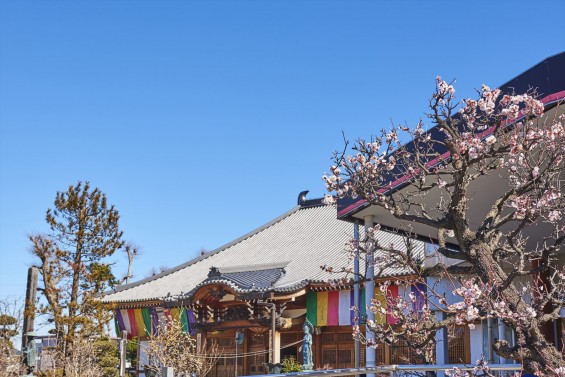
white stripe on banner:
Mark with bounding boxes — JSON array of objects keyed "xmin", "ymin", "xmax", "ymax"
[
  {"xmin": 397, "ymin": 285, "xmax": 410, "ymax": 316},
  {"xmin": 120, "ymin": 309, "xmax": 131, "ymax": 334},
  {"xmin": 338, "ymin": 290, "xmax": 351, "ymax": 325}
]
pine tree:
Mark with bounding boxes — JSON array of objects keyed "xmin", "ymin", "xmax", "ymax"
[{"xmin": 30, "ymin": 181, "xmax": 126, "ymax": 362}]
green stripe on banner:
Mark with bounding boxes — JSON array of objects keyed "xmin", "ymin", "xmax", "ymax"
[
  {"xmin": 114, "ymin": 317, "xmax": 121, "ymax": 337},
  {"xmin": 360, "ymin": 288, "xmax": 366, "ymax": 322},
  {"xmin": 180, "ymin": 308, "xmax": 189, "ymax": 333},
  {"xmin": 141, "ymin": 308, "xmax": 152, "ymax": 336},
  {"xmin": 306, "ymin": 291, "xmax": 318, "ymax": 326}
]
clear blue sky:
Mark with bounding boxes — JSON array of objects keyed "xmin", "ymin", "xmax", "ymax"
[{"xmin": 1, "ymin": 0, "xmax": 564, "ymax": 305}]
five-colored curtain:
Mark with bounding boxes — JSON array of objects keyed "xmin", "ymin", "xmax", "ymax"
[
  {"xmin": 306, "ymin": 284, "xmax": 426, "ymax": 327},
  {"xmin": 115, "ymin": 307, "xmax": 196, "ymax": 339}
]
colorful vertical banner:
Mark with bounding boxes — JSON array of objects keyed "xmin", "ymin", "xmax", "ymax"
[
  {"xmin": 114, "ymin": 317, "xmax": 120, "ymax": 337},
  {"xmin": 134, "ymin": 309, "xmax": 146, "ymax": 335},
  {"xmin": 141, "ymin": 308, "xmax": 152, "ymax": 335},
  {"xmin": 306, "ymin": 292, "xmax": 318, "ymax": 326},
  {"xmin": 127, "ymin": 309, "xmax": 138, "ymax": 336},
  {"xmin": 150, "ymin": 307, "xmax": 159, "ymax": 335},
  {"xmin": 115, "ymin": 309, "xmax": 126, "ymax": 335},
  {"xmin": 316, "ymin": 291, "xmax": 328, "ymax": 326},
  {"xmin": 170, "ymin": 307, "xmax": 181, "ymax": 321},
  {"xmin": 338, "ymin": 290, "xmax": 351, "ymax": 325},
  {"xmin": 386, "ymin": 285, "xmax": 399, "ymax": 325},
  {"xmin": 305, "ymin": 288, "xmax": 412, "ymax": 327},
  {"xmin": 327, "ymin": 291, "xmax": 339, "ymax": 325},
  {"xmin": 114, "ymin": 307, "xmax": 197, "ymax": 338},
  {"xmin": 411, "ymin": 283, "xmax": 427, "ymax": 311},
  {"xmin": 186, "ymin": 309, "xmax": 196, "ymax": 336},
  {"xmin": 306, "ymin": 289, "xmax": 370, "ymax": 327},
  {"xmin": 374, "ymin": 286, "xmax": 387, "ymax": 325}
]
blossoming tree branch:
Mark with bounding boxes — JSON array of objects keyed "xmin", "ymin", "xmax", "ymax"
[{"xmin": 323, "ymin": 77, "xmax": 565, "ymax": 374}]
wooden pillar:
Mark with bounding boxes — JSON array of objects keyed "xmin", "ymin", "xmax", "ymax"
[{"xmin": 243, "ymin": 329, "xmax": 249, "ymax": 376}]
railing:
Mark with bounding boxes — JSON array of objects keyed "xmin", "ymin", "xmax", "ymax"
[{"xmin": 244, "ymin": 364, "xmax": 523, "ymax": 377}]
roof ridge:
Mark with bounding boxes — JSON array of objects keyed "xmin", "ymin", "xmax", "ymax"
[
  {"xmin": 217, "ymin": 262, "xmax": 290, "ymax": 274},
  {"xmin": 103, "ymin": 205, "xmax": 302, "ymax": 296}
]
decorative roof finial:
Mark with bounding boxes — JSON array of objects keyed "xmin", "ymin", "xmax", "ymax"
[{"xmin": 297, "ymin": 190, "xmax": 309, "ymax": 205}]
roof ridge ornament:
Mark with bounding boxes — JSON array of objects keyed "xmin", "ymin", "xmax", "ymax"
[
  {"xmin": 297, "ymin": 190, "xmax": 309, "ymax": 205},
  {"xmin": 208, "ymin": 266, "xmax": 221, "ymax": 277}
]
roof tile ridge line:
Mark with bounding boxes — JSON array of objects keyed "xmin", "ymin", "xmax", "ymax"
[
  {"xmin": 219, "ymin": 261, "xmax": 291, "ymax": 274},
  {"xmin": 103, "ymin": 205, "xmax": 303, "ymax": 296}
]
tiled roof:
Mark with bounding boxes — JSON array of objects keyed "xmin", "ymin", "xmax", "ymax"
[
  {"xmin": 193, "ymin": 263, "xmax": 288, "ymax": 293},
  {"xmin": 102, "ymin": 203, "xmax": 423, "ymax": 304}
]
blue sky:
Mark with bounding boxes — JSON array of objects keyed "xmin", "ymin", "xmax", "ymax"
[{"xmin": 1, "ymin": 0, "xmax": 564, "ymax": 309}]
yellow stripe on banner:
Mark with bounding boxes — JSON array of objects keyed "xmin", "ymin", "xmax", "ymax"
[
  {"xmin": 170, "ymin": 307, "xmax": 180, "ymax": 322},
  {"xmin": 134, "ymin": 309, "xmax": 147, "ymax": 335},
  {"xmin": 317, "ymin": 291, "xmax": 328, "ymax": 326},
  {"xmin": 374, "ymin": 287, "xmax": 387, "ymax": 325}
]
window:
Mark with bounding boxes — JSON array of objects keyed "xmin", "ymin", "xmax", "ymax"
[{"xmin": 449, "ymin": 326, "xmax": 470, "ymax": 364}]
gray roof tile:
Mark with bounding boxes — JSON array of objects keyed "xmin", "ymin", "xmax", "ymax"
[{"xmin": 102, "ymin": 204, "xmax": 422, "ymax": 304}]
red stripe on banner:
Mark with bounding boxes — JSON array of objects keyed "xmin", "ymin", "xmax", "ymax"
[
  {"xmin": 387, "ymin": 285, "xmax": 399, "ymax": 325},
  {"xmin": 127, "ymin": 309, "xmax": 138, "ymax": 338},
  {"xmin": 163, "ymin": 308, "xmax": 172, "ymax": 323},
  {"xmin": 327, "ymin": 291, "xmax": 339, "ymax": 326}
]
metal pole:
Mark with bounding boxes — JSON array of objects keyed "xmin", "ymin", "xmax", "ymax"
[
  {"xmin": 497, "ymin": 318, "xmax": 507, "ymax": 364},
  {"xmin": 353, "ymin": 221, "xmax": 360, "ymax": 369},
  {"xmin": 364, "ymin": 216, "xmax": 375, "ymax": 376},
  {"xmin": 235, "ymin": 331, "xmax": 239, "ymax": 377},
  {"xmin": 487, "ymin": 318, "xmax": 493, "ymax": 363},
  {"xmin": 271, "ymin": 303, "xmax": 276, "ymax": 364}
]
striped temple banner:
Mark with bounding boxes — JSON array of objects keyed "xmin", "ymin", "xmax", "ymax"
[
  {"xmin": 374, "ymin": 287, "xmax": 387, "ymax": 325},
  {"xmin": 327, "ymin": 291, "xmax": 339, "ymax": 326},
  {"xmin": 114, "ymin": 307, "xmax": 196, "ymax": 339},
  {"xmin": 316, "ymin": 291, "xmax": 328, "ymax": 326},
  {"xmin": 306, "ymin": 285, "xmax": 426, "ymax": 328},
  {"xmin": 386, "ymin": 285, "xmax": 399, "ymax": 325},
  {"xmin": 306, "ymin": 289, "xmax": 357, "ymax": 327},
  {"xmin": 338, "ymin": 290, "xmax": 351, "ymax": 325},
  {"xmin": 412, "ymin": 283, "xmax": 427, "ymax": 311}
]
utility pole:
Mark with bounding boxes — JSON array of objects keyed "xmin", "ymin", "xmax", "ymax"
[{"xmin": 22, "ymin": 267, "xmax": 38, "ymax": 353}]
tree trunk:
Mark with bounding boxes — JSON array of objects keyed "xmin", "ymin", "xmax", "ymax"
[{"xmin": 475, "ymin": 243, "xmax": 565, "ymax": 372}]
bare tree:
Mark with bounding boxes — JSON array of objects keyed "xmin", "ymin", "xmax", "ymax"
[
  {"xmin": 145, "ymin": 314, "xmax": 219, "ymax": 376},
  {"xmin": 122, "ymin": 242, "xmax": 141, "ymax": 285},
  {"xmin": 0, "ymin": 298, "xmax": 24, "ymax": 377},
  {"xmin": 324, "ymin": 78, "xmax": 565, "ymax": 374},
  {"xmin": 146, "ymin": 265, "xmax": 170, "ymax": 278}
]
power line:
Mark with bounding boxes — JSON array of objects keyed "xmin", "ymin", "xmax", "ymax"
[{"xmin": 137, "ymin": 339, "xmax": 303, "ymax": 359}]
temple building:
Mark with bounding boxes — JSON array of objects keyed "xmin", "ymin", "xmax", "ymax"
[
  {"xmin": 102, "ymin": 52, "xmax": 565, "ymax": 376},
  {"xmin": 102, "ymin": 194, "xmax": 461, "ymax": 376}
]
